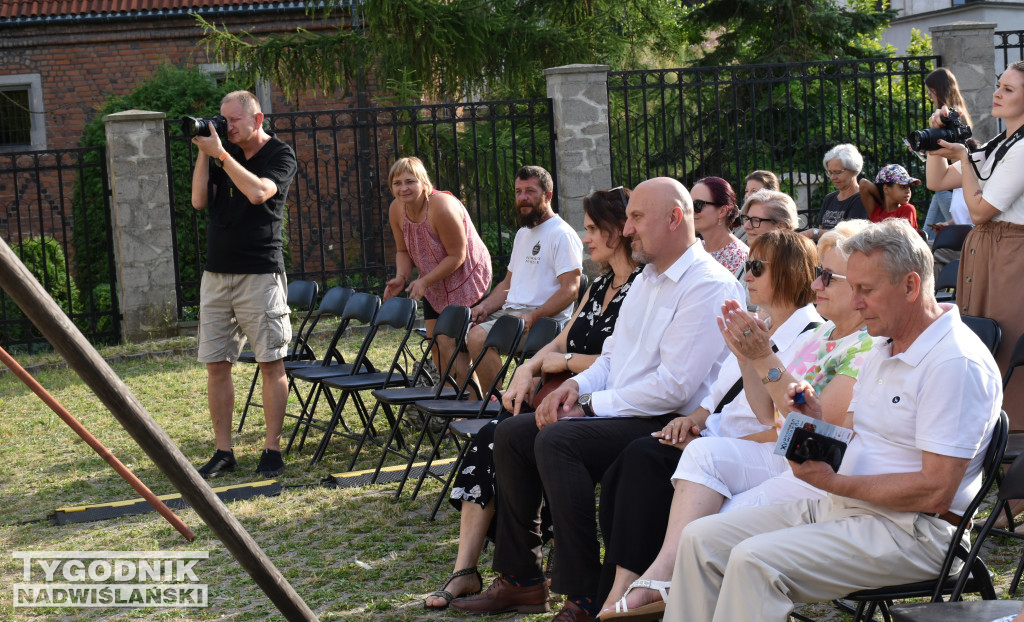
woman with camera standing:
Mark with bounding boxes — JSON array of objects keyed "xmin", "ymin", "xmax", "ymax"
[
  {"xmin": 922, "ymin": 68, "xmax": 973, "ymax": 241},
  {"xmin": 926, "ymin": 61, "xmax": 1024, "ymax": 429}
]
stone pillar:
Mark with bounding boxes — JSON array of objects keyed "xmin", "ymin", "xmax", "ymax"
[
  {"xmin": 931, "ymin": 22, "xmax": 998, "ymax": 140},
  {"xmin": 544, "ymin": 64, "xmax": 613, "ymax": 240},
  {"xmin": 104, "ymin": 110, "xmax": 178, "ymax": 342}
]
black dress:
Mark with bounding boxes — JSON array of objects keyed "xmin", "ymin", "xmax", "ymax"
[{"xmin": 448, "ymin": 265, "xmax": 643, "ymax": 510}]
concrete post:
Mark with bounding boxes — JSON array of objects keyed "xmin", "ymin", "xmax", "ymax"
[
  {"xmin": 930, "ymin": 22, "xmax": 999, "ymax": 140},
  {"xmin": 544, "ymin": 64, "xmax": 613, "ymax": 240},
  {"xmin": 104, "ymin": 110, "xmax": 178, "ymax": 342}
]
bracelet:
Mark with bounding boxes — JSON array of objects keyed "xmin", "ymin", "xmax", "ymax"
[{"xmin": 218, "ymin": 151, "xmax": 229, "ymax": 163}]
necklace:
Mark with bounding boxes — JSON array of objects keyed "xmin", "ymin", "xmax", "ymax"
[{"xmin": 609, "ymin": 275, "xmax": 628, "ymax": 290}]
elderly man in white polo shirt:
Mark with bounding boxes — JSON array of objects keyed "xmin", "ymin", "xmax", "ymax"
[
  {"xmin": 451, "ymin": 177, "xmax": 744, "ymax": 622},
  {"xmin": 663, "ymin": 218, "xmax": 1002, "ymax": 622}
]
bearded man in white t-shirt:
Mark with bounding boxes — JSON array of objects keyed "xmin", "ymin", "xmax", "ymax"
[{"xmin": 466, "ymin": 165, "xmax": 583, "ymax": 392}]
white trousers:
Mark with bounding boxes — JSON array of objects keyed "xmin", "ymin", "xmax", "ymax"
[{"xmin": 671, "ymin": 437, "xmax": 788, "ymax": 499}]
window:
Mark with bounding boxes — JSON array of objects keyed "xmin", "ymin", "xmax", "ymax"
[
  {"xmin": 0, "ymin": 74, "xmax": 45, "ymax": 151},
  {"xmin": 199, "ymin": 64, "xmax": 272, "ymax": 114}
]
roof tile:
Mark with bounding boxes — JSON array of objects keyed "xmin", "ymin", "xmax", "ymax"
[{"xmin": 0, "ymin": 0, "xmax": 287, "ymax": 18}]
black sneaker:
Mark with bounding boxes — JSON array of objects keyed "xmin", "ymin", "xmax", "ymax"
[
  {"xmin": 197, "ymin": 449, "xmax": 236, "ymax": 479},
  {"xmin": 255, "ymin": 449, "xmax": 284, "ymax": 478}
]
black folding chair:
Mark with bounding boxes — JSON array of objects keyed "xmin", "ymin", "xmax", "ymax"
[
  {"xmin": 1001, "ymin": 334, "xmax": 1024, "ymax": 467},
  {"xmin": 236, "ymin": 279, "xmax": 318, "ymax": 432},
  {"xmin": 932, "ymin": 224, "xmax": 972, "ymax": 254},
  {"xmin": 961, "ymin": 314, "xmax": 1001, "ymax": 356},
  {"xmin": 302, "ymin": 297, "xmax": 419, "ymax": 466},
  {"xmin": 935, "ymin": 260, "xmax": 959, "ymax": 303},
  {"xmin": 400, "ymin": 314, "xmax": 523, "ymax": 508},
  {"xmin": 285, "ymin": 292, "xmax": 379, "ymax": 452},
  {"xmin": 838, "ymin": 410, "xmax": 1008, "ymax": 622},
  {"xmin": 360, "ymin": 305, "xmax": 471, "ymax": 474}
]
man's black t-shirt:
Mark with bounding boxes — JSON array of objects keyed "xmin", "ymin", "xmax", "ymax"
[{"xmin": 206, "ymin": 135, "xmax": 297, "ymax": 274}]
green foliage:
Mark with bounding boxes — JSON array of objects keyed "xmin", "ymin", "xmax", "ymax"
[
  {"xmin": 678, "ymin": 0, "xmax": 898, "ymax": 66},
  {"xmin": 2, "ymin": 237, "xmax": 79, "ymax": 349},
  {"xmin": 197, "ymin": 0, "xmax": 693, "ymax": 103},
  {"xmin": 72, "ymin": 64, "xmax": 247, "ymax": 322}
]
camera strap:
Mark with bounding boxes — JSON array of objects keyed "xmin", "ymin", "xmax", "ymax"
[{"xmin": 971, "ymin": 124, "xmax": 1024, "ymax": 181}]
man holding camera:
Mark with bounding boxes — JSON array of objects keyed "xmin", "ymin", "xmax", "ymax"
[
  {"xmin": 190, "ymin": 90, "xmax": 297, "ymax": 479},
  {"xmin": 663, "ymin": 219, "xmax": 1002, "ymax": 622}
]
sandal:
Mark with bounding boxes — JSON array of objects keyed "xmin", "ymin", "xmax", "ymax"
[
  {"xmin": 424, "ymin": 567, "xmax": 482, "ymax": 610},
  {"xmin": 600, "ymin": 578, "xmax": 671, "ymax": 621}
]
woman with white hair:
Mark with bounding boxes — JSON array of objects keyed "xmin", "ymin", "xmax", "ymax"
[{"xmin": 805, "ymin": 143, "xmax": 871, "ymax": 242}]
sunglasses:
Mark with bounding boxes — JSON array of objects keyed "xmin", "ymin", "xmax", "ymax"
[
  {"xmin": 609, "ymin": 186, "xmax": 629, "ymax": 206},
  {"xmin": 745, "ymin": 259, "xmax": 770, "ymax": 277},
  {"xmin": 693, "ymin": 199, "xmax": 719, "ymax": 214},
  {"xmin": 814, "ymin": 266, "xmax": 847, "ymax": 287},
  {"xmin": 739, "ymin": 215, "xmax": 775, "ymax": 228}
]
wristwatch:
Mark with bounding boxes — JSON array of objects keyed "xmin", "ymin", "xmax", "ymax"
[
  {"xmin": 564, "ymin": 353, "xmax": 573, "ymax": 371},
  {"xmin": 812, "ymin": 227, "xmax": 820, "ymax": 241},
  {"xmin": 577, "ymin": 393, "xmax": 595, "ymax": 417},
  {"xmin": 762, "ymin": 367, "xmax": 785, "ymax": 384}
]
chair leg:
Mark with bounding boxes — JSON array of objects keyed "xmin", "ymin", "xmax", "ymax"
[
  {"xmin": 309, "ymin": 390, "xmax": 353, "ymax": 466},
  {"xmin": 394, "ymin": 419, "xmax": 434, "ymax": 499},
  {"xmin": 429, "ymin": 432, "xmax": 469, "ymax": 521},
  {"xmin": 237, "ymin": 365, "xmax": 261, "ymax": 432},
  {"xmin": 409, "ymin": 419, "xmax": 454, "ymax": 502},
  {"xmin": 1011, "ymin": 553, "xmax": 1024, "ymax": 596}
]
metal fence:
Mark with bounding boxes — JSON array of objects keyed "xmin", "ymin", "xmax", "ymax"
[
  {"xmin": 0, "ymin": 147, "xmax": 120, "ymax": 351},
  {"xmin": 608, "ymin": 56, "xmax": 940, "ymax": 224},
  {"xmin": 165, "ymin": 98, "xmax": 555, "ymax": 319},
  {"xmin": 997, "ymin": 29, "xmax": 1024, "ymax": 68}
]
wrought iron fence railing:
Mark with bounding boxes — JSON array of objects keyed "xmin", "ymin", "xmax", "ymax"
[
  {"xmin": 997, "ymin": 29, "xmax": 1024, "ymax": 69},
  {"xmin": 608, "ymin": 56, "xmax": 940, "ymax": 225},
  {"xmin": 165, "ymin": 98, "xmax": 555, "ymax": 320},
  {"xmin": 0, "ymin": 147, "xmax": 120, "ymax": 351}
]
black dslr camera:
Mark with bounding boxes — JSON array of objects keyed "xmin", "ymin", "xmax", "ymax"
[
  {"xmin": 906, "ymin": 108, "xmax": 973, "ymax": 152},
  {"xmin": 786, "ymin": 426, "xmax": 846, "ymax": 472},
  {"xmin": 181, "ymin": 115, "xmax": 228, "ymax": 139}
]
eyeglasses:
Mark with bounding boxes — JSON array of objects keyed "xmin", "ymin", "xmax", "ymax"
[
  {"xmin": 826, "ymin": 169, "xmax": 849, "ymax": 177},
  {"xmin": 609, "ymin": 186, "xmax": 629, "ymax": 206},
  {"xmin": 739, "ymin": 215, "xmax": 776, "ymax": 228},
  {"xmin": 745, "ymin": 259, "xmax": 770, "ymax": 277},
  {"xmin": 814, "ymin": 266, "xmax": 847, "ymax": 287},
  {"xmin": 692, "ymin": 199, "xmax": 719, "ymax": 214}
]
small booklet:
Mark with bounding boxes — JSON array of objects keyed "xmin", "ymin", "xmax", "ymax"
[{"xmin": 774, "ymin": 412, "xmax": 854, "ymax": 472}]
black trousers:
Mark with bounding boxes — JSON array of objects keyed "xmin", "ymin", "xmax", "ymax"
[
  {"xmin": 492, "ymin": 412, "xmax": 673, "ymax": 598},
  {"xmin": 596, "ymin": 435, "xmax": 682, "ymax": 603}
]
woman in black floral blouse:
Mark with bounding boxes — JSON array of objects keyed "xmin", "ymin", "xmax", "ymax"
[{"xmin": 425, "ymin": 187, "xmax": 642, "ymax": 610}]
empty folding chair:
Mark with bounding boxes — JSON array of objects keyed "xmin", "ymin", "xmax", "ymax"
[
  {"xmin": 961, "ymin": 314, "xmax": 1001, "ymax": 356},
  {"xmin": 301, "ymin": 296, "xmax": 419, "ymax": 466},
  {"xmin": 932, "ymin": 224, "xmax": 972, "ymax": 254},
  {"xmin": 353, "ymin": 304, "xmax": 471, "ymax": 473},
  {"xmin": 397, "ymin": 314, "xmax": 524, "ymax": 505},
  {"xmin": 285, "ymin": 292, "xmax": 379, "ymax": 452},
  {"xmin": 236, "ymin": 279, "xmax": 318, "ymax": 432}
]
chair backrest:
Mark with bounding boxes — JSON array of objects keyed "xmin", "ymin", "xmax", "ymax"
[
  {"xmin": 962, "ymin": 314, "xmax": 1001, "ymax": 356},
  {"xmin": 316, "ymin": 286, "xmax": 354, "ymax": 319},
  {"xmin": 351, "ymin": 296, "xmax": 419, "ymax": 384},
  {"xmin": 285, "ymin": 280, "xmax": 319, "ymax": 359},
  {"xmin": 519, "ymin": 317, "xmax": 561, "ymax": 361},
  {"xmin": 945, "ymin": 410, "xmax": 1009, "ymax": 600},
  {"xmin": 460, "ymin": 314, "xmax": 525, "ymax": 400},
  {"xmin": 935, "ymin": 260, "xmax": 959, "ymax": 293},
  {"xmin": 1004, "ymin": 332, "xmax": 1024, "ymax": 390},
  {"xmin": 576, "ymin": 273, "xmax": 590, "ymax": 309},
  {"xmin": 932, "ymin": 224, "xmax": 972, "ymax": 253},
  {"xmin": 317, "ymin": 292, "xmax": 380, "ymax": 367},
  {"xmin": 415, "ymin": 305, "xmax": 471, "ymax": 393}
]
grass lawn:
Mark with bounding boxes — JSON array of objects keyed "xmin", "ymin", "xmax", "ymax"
[{"xmin": 0, "ymin": 327, "xmax": 1021, "ymax": 621}]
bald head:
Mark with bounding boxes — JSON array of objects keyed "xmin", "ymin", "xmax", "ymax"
[{"xmin": 623, "ymin": 177, "xmax": 697, "ymax": 273}]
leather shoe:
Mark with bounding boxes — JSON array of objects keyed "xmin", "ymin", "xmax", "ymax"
[
  {"xmin": 554, "ymin": 600, "xmax": 595, "ymax": 621},
  {"xmin": 450, "ymin": 575, "xmax": 549, "ymax": 614}
]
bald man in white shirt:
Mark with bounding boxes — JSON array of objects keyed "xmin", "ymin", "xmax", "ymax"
[{"xmin": 451, "ymin": 177, "xmax": 744, "ymax": 622}]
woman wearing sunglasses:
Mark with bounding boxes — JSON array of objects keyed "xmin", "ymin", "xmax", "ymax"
[
  {"xmin": 691, "ymin": 176, "xmax": 747, "ymax": 278},
  {"xmin": 597, "ymin": 224, "xmax": 881, "ymax": 621}
]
